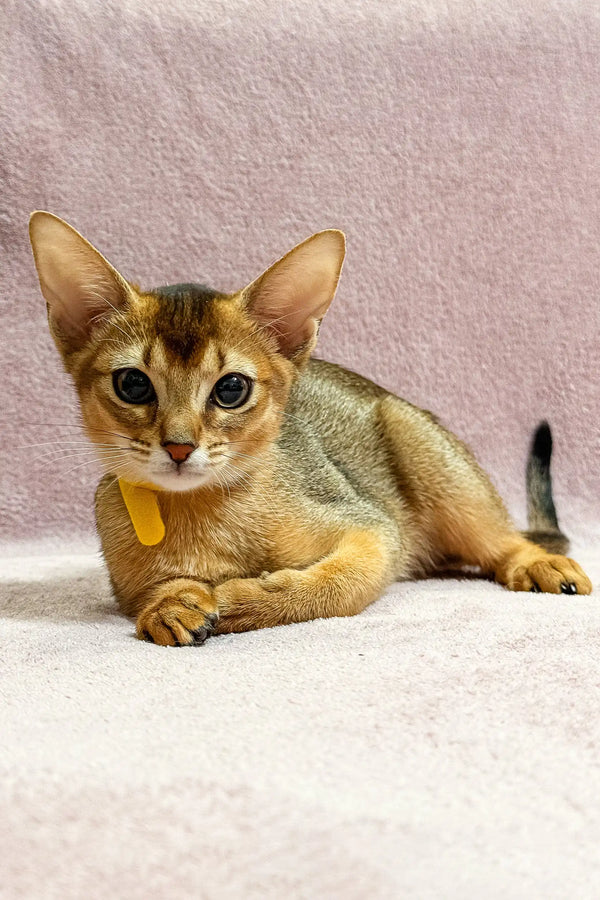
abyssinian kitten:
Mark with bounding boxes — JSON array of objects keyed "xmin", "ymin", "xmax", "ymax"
[{"xmin": 29, "ymin": 212, "xmax": 592, "ymax": 645}]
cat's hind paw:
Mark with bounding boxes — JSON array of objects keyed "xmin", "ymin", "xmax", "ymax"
[{"xmin": 499, "ymin": 551, "xmax": 592, "ymax": 595}]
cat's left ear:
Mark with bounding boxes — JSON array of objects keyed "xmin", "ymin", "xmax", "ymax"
[
  {"xmin": 29, "ymin": 211, "xmax": 133, "ymax": 351},
  {"xmin": 242, "ymin": 229, "xmax": 346, "ymax": 363}
]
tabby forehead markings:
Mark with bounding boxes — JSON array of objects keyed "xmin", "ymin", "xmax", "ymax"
[
  {"xmin": 222, "ymin": 350, "xmax": 258, "ymax": 382},
  {"xmin": 147, "ymin": 338, "xmax": 169, "ymax": 374},
  {"xmin": 151, "ymin": 288, "xmax": 223, "ymax": 364},
  {"xmin": 200, "ymin": 340, "xmax": 221, "ymax": 377},
  {"xmin": 110, "ymin": 344, "xmax": 149, "ymax": 371}
]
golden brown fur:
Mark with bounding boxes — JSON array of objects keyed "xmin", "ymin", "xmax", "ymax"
[{"xmin": 29, "ymin": 212, "xmax": 592, "ymax": 646}]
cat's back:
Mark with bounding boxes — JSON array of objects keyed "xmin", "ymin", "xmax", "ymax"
[
  {"xmin": 289, "ymin": 357, "xmax": 388, "ymax": 422},
  {"xmin": 281, "ymin": 357, "xmax": 439, "ymax": 488},
  {"xmin": 280, "ymin": 358, "xmax": 394, "ymax": 488}
]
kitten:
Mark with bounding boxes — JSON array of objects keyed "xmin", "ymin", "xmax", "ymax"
[{"xmin": 29, "ymin": 212, "xmax": 592, "ymax": 645}]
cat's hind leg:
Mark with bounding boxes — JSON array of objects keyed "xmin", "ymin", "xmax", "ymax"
[{"xmin": 378, "ymin": 396, "xmax": 592, "ymax": 595}]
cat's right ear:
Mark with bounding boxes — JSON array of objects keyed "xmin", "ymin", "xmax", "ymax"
[
  {"xmin": 29, "ymin": 211, "xmax": 133, "ymax": 351},
  {"xmin": 241, "ymin": 229, "xmax": 346, "ymax": 364}
]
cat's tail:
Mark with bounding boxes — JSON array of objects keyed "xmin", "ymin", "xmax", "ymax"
[{"xmin": 522, "ymin": 421, "xmax": 569, "ymax": 555}]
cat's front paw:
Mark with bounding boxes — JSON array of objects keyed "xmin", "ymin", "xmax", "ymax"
[
  {"xmin": 214, "ymin": 570, "xmax": 301, "ymax": 633},
  {"xmin": 136, "ymin": 578, "xmax": 218, "ymax": 646}
]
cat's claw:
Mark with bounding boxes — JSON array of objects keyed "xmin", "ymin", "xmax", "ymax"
[
  {"xmin": 190, "ymin": 613, "xmax": 219, "ymax": 645},
  {"xmin": 503, "ymin": 554, "xmax": 591, "ymax": 595},
  {"xmin": 560, "ymin": 582, "xmax": 578, "ymax": 595}
]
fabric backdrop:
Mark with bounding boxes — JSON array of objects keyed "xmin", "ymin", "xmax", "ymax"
[{"xmin": 2, "ymin": 0, "xmax": 599, "ymax": 542}]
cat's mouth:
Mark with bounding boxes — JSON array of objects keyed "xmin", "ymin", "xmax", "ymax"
[
  {"xmin": 146, "ymin": 459, "xmax": 216, "ymax": 492},
  {"xmin": 110, "ymin": 445, "xmax": 241, "ymax": 494}
]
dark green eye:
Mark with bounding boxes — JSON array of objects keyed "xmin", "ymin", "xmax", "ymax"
[
  {"xmin": 212, "ymin": 373, "xmax": 252, "ymax": 409},
  {"xmin": 113, "ymin": 368, "xmax": 156, "ymax": 404}
]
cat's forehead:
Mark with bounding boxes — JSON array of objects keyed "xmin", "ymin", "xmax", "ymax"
[
  {"xmin": 152, "ymin": 283, "xmax": 220, "ymax": 301},
  {"xmin": 144, "ymin": 283, "xmax": 220, "ymax": 364},
  {"xmin": 145, "ymin": 283, "xmax": 230, "ymax": 363},
  {"xmin": 117, "ymin": 282, "xmax": 259, "ymax": 378},
  {"xmin": 149, "ymin": 283, "xmax": 224, "ymax": 351},
  {"xmin": 144, "ymin": 339, "xmax": 258, "ymax": 382}
]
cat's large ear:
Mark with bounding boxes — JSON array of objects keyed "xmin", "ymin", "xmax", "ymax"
[
  {"xmin": 29, "ymin": 211, "xmax": 133, "ymax": 350},
  {"xmin": 242, "ymin": 229, "xmax": 346, "ymax": 362}
]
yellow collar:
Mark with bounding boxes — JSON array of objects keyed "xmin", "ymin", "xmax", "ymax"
[{"xmin": 118, "ymin": 479, "xmax": 165, "ymax": 546}]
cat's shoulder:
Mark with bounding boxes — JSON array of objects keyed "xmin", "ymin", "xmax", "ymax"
[
  {"xmin": 301, "ymin": 357, "xmax": 390, "ymax": 399},
  {"xmin": 295, "ymin": 358, "xmax": 440, "ymax": 426}
]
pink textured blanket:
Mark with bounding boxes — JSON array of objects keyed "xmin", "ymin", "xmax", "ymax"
[{"xmin": 2, "ymin": 0, "xmax": 599, "ymax": 542}]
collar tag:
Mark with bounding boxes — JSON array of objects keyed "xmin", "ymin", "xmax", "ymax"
[{"xmin": 118, "ymin": 479, "xmax": 165, "ymax": 546}]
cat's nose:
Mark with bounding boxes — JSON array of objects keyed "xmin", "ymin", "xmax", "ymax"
[{"xmin": 162, "ymin": 442, "xmax": 196, "ymax": 463}]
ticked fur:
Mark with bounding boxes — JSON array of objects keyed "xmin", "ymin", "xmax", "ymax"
[{"xmin": 29, "ymin": 212, "xmax": 592, "ymax": 645}]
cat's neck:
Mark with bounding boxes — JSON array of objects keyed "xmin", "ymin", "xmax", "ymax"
[{"xmin": 158, "ymin": 455, "xmax": 276, "ymax": 521}]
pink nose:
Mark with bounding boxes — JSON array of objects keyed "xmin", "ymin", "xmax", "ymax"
[{"xmin": 163, "ymin": 442, "xmax": 196, "ymax": 463}]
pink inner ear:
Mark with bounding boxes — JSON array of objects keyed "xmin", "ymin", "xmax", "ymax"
[
  {"xmin": 47, "ymin": 265, "xmax": 129, "ymax": 340},
  {"xmin": 262, "ymin": 310, "xmax": 320, "ymax": 359},
  {"xmin": 248, "ymin": 279, "xmax": 328, "ymax": 358},
  {"xmin": 244, "ymin": 231, "xmax": 345, "ymax": 359},
  {"xmin": 37, "ymin": 275, "xmax": 82, "ymax": 336},
  {"xmin": 30, "ymin": 213, "xmax": 131, "ymax": 342}
]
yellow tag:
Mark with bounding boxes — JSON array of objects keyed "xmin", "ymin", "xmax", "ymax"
[{"xmin": 118, "ymin": 479, "xmax": 165, "ymax": 546}]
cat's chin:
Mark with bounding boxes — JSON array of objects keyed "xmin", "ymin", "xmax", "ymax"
[
  {"xmin": 117, "ymin": 468, "xmax": 217, "ymax": 493},
  {"xmin": 146, "ymin": 471, "xmax": 217, "ymax": 493}
]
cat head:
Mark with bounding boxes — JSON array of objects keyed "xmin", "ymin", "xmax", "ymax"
[{"xmin": 29, "ymin": 212, "xmax": 345, "ymax": 492}]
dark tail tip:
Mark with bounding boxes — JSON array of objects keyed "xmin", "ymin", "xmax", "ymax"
[{"xmin": 531, "ymin": 420, "xmax": 552, "ymax": 469}]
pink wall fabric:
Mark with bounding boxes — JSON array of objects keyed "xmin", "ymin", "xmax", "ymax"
[{"xmin": 2, "ymin": 0, "xmax": 599, "ymax": 541}]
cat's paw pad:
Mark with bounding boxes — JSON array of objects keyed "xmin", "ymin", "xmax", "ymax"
[
  {"xmin": 137, "ymin": 588, "xmax": 218, "ymax": 646},
  {"xmin": 507, "ymin": 555, "xmax": 592, "ymax": 595}
]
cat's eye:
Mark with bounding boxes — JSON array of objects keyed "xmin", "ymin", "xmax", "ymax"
[
  {"xmin": 211, "ymin": 373, "xmax": 252, "ymax": 409},
  {"xmin": 113, "ymin": 368, "xmax": 156, "ymax": 404}
]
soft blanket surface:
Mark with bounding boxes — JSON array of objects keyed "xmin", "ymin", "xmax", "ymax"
[{"xmin": 2, "ymin": 542, "xmax": 600, "ymax": 898}]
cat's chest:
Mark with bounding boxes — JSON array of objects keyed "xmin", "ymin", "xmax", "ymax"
[
  {"xmin": 96, "ymin": 479, "xmax": 270, "ymax": 611},
  {"xmin": 160, "ymin": 494, "xmax": 269, "ymax": 573}
]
